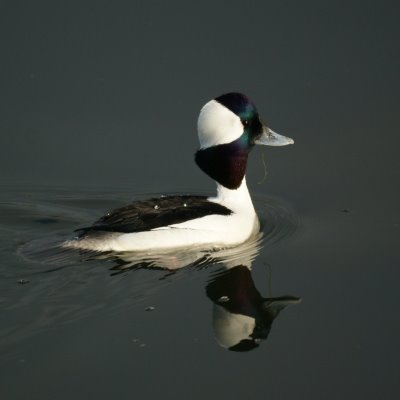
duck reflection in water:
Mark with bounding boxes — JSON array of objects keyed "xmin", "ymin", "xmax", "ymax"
[
  {"xmin": 22, "ymin": 229, "xmax": 300, "ymax": 351},
  {"xmin": 207, "ymin": 265, "xmax": 300, "ymax": 352},
  {"xmin": 106, "ymin": 233, "xmax": 300, "ymax": 352}
]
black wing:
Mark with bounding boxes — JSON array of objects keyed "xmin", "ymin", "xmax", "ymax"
[{"xmin": 76, "ymin": 195, "xmax": 232, "ymax": 236}]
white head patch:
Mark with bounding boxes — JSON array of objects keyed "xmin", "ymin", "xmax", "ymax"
[{"xmin": 197, "ymin": 100, "xmax": 244, "ymax": 149}]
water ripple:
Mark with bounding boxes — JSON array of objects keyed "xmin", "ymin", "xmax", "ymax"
[{"xmin": 0, "ymin": 188, "xmax": 298, "ymax": 353}]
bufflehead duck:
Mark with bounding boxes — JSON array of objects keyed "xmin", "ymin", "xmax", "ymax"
[{"xmin": 65, "ymin": 92, "xmax": 294, "ymax": 252}]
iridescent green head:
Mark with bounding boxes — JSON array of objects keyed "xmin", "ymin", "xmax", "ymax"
[{"xmin": 195, "ymin": 93, "xmax": 294, "ymax": 189}]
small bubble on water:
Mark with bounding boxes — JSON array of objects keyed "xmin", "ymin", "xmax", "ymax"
[
  {"xmin": 145, "ymin": 306, "xmax": 155, "ymax": 311},
  {"xmin": 18, "ymin": 279, "xmax": 30, "ymax": 285},
  {"xmin": 154, "ymin": 205, "xmax": 159, "ymax": 210}
]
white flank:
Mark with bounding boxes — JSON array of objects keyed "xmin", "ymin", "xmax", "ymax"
[{"xmin": 64, "ymin": 180, "xmax": 259, "ymax": 252}]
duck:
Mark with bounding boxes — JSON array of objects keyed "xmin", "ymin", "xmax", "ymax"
[{"xmin": 64, "ymin": 92, "xmax": 294, "ymax": 252}]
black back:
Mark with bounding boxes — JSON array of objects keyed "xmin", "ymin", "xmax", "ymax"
[{"xmin": 76, "ymin": 195, "xmax": 232, "ymax": 236}]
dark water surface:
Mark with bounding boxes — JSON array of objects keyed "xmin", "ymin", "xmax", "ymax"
[{"xmin": 1, "ymin": 1, "xmax": 400, "ymax": 399}]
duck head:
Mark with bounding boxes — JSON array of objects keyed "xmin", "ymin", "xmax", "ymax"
[{"xmin": 195, "ymin": 92, "xmax": 294, "ymax": 190}]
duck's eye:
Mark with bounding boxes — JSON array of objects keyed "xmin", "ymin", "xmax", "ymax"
[{"xmin": 242, "ymin": 119, "xmax": 249, "ymax": 126}]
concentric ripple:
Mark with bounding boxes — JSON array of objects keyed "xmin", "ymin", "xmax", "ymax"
[
  {"xmin": 0, "ymin": 187, "xmax": 298, "ymax": 352},
  {"xmin": 16, "ymin": 190, "xmax": 297, "ymax": 270}
]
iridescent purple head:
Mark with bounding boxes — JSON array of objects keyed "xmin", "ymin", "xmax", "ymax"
[{"xmin": 195, "ymin": 93, "xmax": 294, "ymax": 189}]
